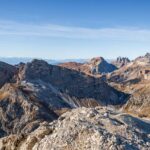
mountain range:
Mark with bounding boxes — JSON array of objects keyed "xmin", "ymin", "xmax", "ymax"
[
  {"xmin": 0, "ymin": 53, "xmax": 149, "ymax": 150},
  {"xmin": 0, "ymin": 57, "xmax": 88, "ymax": 65}
]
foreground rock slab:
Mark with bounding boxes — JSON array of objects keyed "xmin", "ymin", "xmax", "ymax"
[{"xmin": 0, "ymin": 107, "xmax": 150, "ymax": 150}]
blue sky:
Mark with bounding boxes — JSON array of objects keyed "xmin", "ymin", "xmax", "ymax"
[{"xmin": 0, "ymin": 0, "xmax": 150, "ymax": 59}]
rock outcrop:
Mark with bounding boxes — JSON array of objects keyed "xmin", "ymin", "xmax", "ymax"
[
  {"xmin": 0, "ymin": 61, "xmax": 16, "ymax": 87},
  {"xmin": 135, "ymin": 52, "xmax": 150, "ymax": 64},
  {"xmin": 0, "ymin": 83, "xmax": 59, "ymax": 138},
  {"xmin": 59, "ymin": 62, "xmax": 83, "ymax": 72},
  {"xmin": 83, "ymin": 57, "xmax": 117, "ymax": 74},
  {"xmin": 0, "ymin": 107, "xmax": 149, "ymax": 150},
  {"xmin": 107, "ymin": 53, "xmax": 150, "ymax": 117},
  {"xmin": 123, "ymin": 82, "xmax": 150, "ymax": 118},
  {"xmin": 108, "ymin": 53, "xmax": 150, "ymax": 83},
  {"xmin": 112, "ymin": 57, "xmax": 130, "ymax": 68}
]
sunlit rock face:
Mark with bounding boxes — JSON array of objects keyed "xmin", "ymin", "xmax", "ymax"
[
  {"xmin": 59, "ymin": 57, "xmax": 117, "ymax": 75},
  {"xmin": 87, "ymin": 57, "xmax": 117, "ymax": 74},
  {"xmin": 0, "ymin": 107, "xmax": 149, "ymax": 150}
]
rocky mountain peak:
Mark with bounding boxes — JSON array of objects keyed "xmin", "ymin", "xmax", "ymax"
[
  {"xmin": 90, "ymin": 57, "xmax": 105, "ymax": 64},
  {"xmin": 116, "ymin": 57, "xmax": 130, "ymax": 64},
  {"xmin": 135, "ymin": 53, "xmax": 150, "ymax": 64},
  {"xmin": 18, "ymin": 59, "xmax": 51, "ymax": 82},
  {"xmin": 59, "ymin": 57, "xmax": 117, "ymax": 75},
  {"xmin": 0, "ymin": 61, "xmax": 16, "ymax": 87},
  {"xmin": 145, "ymin": 52, "xmax": 150, "ymax": 58},
  {"xmin": 112, "ymin": 57, "xmax": 130, "ymax": 68},
  {"xmin": 87, "ymin": 57, "xmax": 117, "ymax": 74},
  {"xmin": 31, "ymin": 59, "xmax": 49, "ymax": 65}
]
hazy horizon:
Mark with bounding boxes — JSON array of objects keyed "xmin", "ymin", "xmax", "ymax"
[{"xmin": 0, "ymin": 51, "xmax": 149, "ymax": 60}]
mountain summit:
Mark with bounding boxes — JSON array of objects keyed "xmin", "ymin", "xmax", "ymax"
[
  {"xmin": 59, "ymin": 57, "xmax": 117, "ymax": 75},
  {"xmin": 112, "ymin": 57, "xmax": 130, "ymax": 68}
]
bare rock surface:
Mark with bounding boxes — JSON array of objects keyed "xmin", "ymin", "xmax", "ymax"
[
  {"xmin": 19, "ymin": 59, "xmax": 125, "ymax": 107},
  {"xmin": 123, "ymin": 82, "xmax": 150, "ymax": 118},
  {"xmin": 0, "ymin": 83, "xmax": 58, "ymax": 138},
  {"xmin": 83, "ymin": 57, "xmax": 117, "ymax": 74},
  {"xmin": 59, "ymin": 57, "xmax": 117, "ymax": 75},
  {"xmin": 0, "ymin": 61, "xmax": 16, "ymax": 87},
  {"xmin": 0, "ymin": 107, "xmax": 149, "ymax": 150},
  {"xmin": 108, "ymin": 53, "xmax": 150, "ymax": 84},
  {"xmin": 112, "ymin": 57, "xmax": 130, "ymax": 68},
  {"xmin": 107, "ymin": 53, "xmax": 150, "ymax": 118}
]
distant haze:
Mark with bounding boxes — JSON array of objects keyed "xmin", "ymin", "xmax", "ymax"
[{"xmin": 0, "ymin": 57, "xmax": 88, "ymax": 65}]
